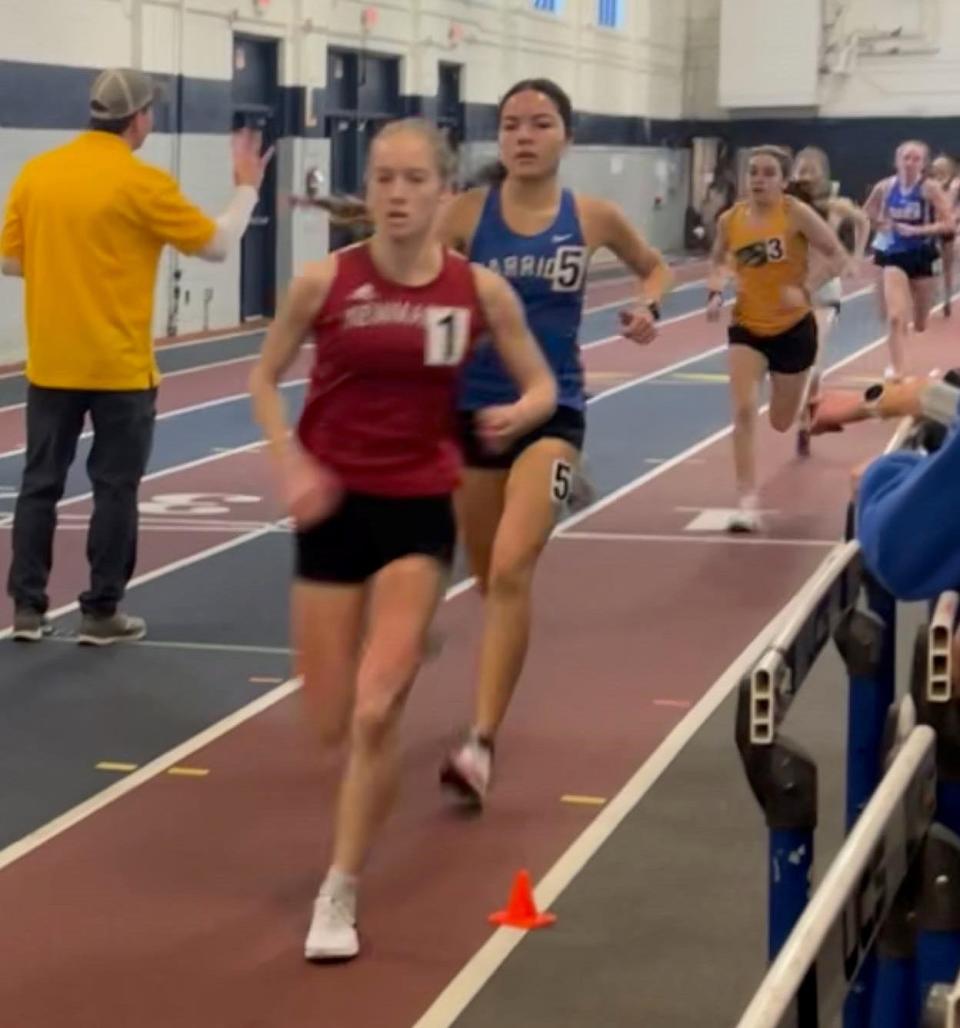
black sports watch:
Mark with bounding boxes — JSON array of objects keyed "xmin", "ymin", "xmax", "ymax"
[
  {"xmin": 862, "ymin": 382, "xmax": 885, "ymax": 417},
  {"xmin": 645, "ymin": 300, "xmax": 661, "ymax": 321}
]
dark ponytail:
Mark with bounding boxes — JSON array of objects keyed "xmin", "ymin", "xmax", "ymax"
[{"xmin": 466, "ymin": 160, "xmax": 508, "ymax": 189}]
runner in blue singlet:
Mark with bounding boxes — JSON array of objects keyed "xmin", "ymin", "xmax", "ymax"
[
  {"xmin": 436, "ymin": 78, "xmax": 672, "ymax": 806},
  {"xmin": 864, "ymin": 141, "xmax": 953, "ymax": 379}
]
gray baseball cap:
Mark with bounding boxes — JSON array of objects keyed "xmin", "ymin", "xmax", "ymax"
[{"xmin": 90, "ymin": 68, "xmax": 164, "ymax": 120}]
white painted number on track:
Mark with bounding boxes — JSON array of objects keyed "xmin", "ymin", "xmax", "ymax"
[{"xmin": 138, "ymin": 493, "xmax": 262, "ymax": 516}]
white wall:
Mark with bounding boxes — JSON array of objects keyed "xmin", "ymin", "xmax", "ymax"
[
  {"xmin": 820, "ymin": 0, "xmax": 960, "ymax": 117},
  {"xmin": 450, "ymin": 0, "xmax": 686, "ymax": 118},
  {"xmin": 0, "ymin": 0, "xmax": 689, "ymax": 364},
  {"xmin": 718, "ymin": 0, "xmax": 821, "ymax": 109},
  {"xmin": 0, "ymin": 0, "xmax": 686, "ymax": 111},
  {"xmin": 687, "ymin": 0, "xmax": 960, "ymax": 119},
  {"xmin": 683, "ymin": 0, "xmax": 723, "ymax": 119}
]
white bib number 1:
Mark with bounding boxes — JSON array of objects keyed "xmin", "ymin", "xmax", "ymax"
[{"xmin": 424, "ymin": 307, "xmax": 470, "ymax": 366}]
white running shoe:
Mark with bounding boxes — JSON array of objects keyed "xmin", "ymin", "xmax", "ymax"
[
  {"xmin": 440, "ymin": 735, "xmax": 493, "ymax": 807},
  {"xmin": 304, "ymin": 891, "xmax": 359, "ymax": 961},
  {"xmin": 727, "ymin": 495, "xmax": 762, "ymax": 534}
]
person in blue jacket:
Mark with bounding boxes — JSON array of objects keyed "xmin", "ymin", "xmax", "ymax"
[{"xmin": 812, "ymin": 376, "xmax": 960, "ymax": 599}]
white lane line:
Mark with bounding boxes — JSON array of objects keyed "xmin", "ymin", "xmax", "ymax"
[
  {"xmin": 0, "ymin": 677, "xmax": 302, "ymax": 871},
  {"xmin": 409, "ymin": 298, "xmax": 951, "ymax": 1027},
  {"xmin": 0, "ymin": 379, "xmax": 307, "ymax": 462},
  {"xmin": 0, "ymin": 522, "xmax": 280, "ymax": 645},
  {"xmin": 0, "ymin": 274, "xmax": 638, "ymax": 397},
  {"xmin": 580, "ymin": 283, "xmax": 873, "ymax": 352},
  {"xmin": 0, "ymin": 325, "xmax": 267, "ymax": 384},
  {"xmin": 45, "ymin": 636, "xmax": 293, "ymax": 657},
  {"xmin": 557, "ymin": 290, "xmax": 952, "ymax": 537},
  {"xmin": 410, "ymin": 542, "xmax": 848, "ymax": 1028},
  {"xmin": 0, "ymin": 283, "xmax": 910, "ymax": 881},
  {"xmin": 558, "ymin": 531, "xmax": 837, "ymax": 548}
]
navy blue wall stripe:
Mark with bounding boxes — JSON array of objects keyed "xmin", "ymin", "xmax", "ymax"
[
  {"xmin": 3, "ymin": 60, "xmax": 960, "ymax": 202},
  {"xmin": 691, "ymin": 116, "xmax": 960, "ymax": 203}
]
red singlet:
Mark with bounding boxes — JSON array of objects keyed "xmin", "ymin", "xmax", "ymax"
[{"xmin": 297, "ymin": 242, "xmax": 487, "ymax": 496}]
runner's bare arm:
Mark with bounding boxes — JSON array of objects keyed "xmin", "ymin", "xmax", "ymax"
[
  {"xmin": 585, "ymin": 197, "xmax": 672, "ymax": 304},
  {"xmin": 706, "ymin": 211, "xmax": 731, "ymax": 294},
  {"xmin": 249, "ymin": 259, "xmax": 335, "ymax": 459},
  {"xmin": 863, "ymin": 179, "xmax": 888, "ymax": 228},
  {"xmin": 830, "ymin": 197, "xmax": 871, "ymax": 260}
]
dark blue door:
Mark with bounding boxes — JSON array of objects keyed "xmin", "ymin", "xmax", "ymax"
[{"xmin": 233, "ymin": 35, "xmax": 278, "ymax": 320}]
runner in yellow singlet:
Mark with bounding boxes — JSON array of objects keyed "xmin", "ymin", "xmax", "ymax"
[{"xmin": 706, "ymin": 146, "xmax": 849, "ymax": 532}]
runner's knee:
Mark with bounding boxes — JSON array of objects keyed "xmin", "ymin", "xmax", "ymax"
[{"xmin": 486, "ymin": 552, "xmax": 537, "ymax": 602}]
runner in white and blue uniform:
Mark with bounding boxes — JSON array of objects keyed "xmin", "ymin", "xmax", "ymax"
[
  {"xmin": 865, "ymin": 141, "xmax": 953, "ymax": 379},
  {"xmin": 436, "ymin": 77, "xmax": 671, "ymax": 806}
]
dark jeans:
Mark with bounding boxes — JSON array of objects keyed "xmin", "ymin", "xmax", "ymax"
[{"xmin": 7, "ymin": 385, "xmax": 156, "ymax": 617}]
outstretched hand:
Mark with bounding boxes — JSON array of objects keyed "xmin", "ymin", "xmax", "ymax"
[{"xmin": 232, "ymin": 127, "xmax": 275, "ymax": 191}]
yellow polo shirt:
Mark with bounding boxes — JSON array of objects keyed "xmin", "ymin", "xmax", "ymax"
[{"xmin": 0, "ymin": 132, "xmax": 216, "ymax": 390}]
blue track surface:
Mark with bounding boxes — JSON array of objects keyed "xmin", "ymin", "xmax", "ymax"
[
  {"xmin": 0, "ymin": 281, "xmax": 901, "ymax": 848},
  {"xmin": 0, "ymin": 283, "xmax": 887, "ymax": 516}
]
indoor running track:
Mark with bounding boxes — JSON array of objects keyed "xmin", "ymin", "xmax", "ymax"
[{"xmin": 0, "ymin": 263, "xmax": 948, "ymax": 1027}]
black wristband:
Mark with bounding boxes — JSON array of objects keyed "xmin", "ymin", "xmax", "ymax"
[{"xmin": 646, "ymin": 301, "xmax": 661, "ymax": 321}]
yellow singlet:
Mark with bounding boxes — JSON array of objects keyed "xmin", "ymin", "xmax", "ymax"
[{"xmin": 726, "ymin": 197, "xmax": 809, "ymax": 337}]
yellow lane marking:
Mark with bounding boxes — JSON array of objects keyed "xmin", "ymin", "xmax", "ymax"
[
  {"xmin": 561, "ymin": 794, "xmax": 607, "ymax": 807},
  {"xmin": 95, "ymin": 762, "xmax": 210, "ymax": 778}
]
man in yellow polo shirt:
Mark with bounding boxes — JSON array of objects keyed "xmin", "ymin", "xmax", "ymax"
[{"xmin": 1, "ymin": 68, "xmax": 271, "ymax": 644}]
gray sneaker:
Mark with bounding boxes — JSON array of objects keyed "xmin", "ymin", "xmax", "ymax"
[
  {"xmin": 76, "ymin": 612, "xmax": 147, "ymax": 647},
  {"xmin": 12, "ymin": 609, "xmax": 53, "ymax": 642}
]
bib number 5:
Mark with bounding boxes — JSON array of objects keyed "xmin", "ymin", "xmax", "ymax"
[
  {"xmin": 553, "ymin": 246, "xmax": 589, "ymax": 292},
  {"xmin": 551, "ymin": 459, "xmax": 574, "ymax": 503}
]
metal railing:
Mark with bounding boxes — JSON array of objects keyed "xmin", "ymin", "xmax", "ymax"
[{"xmin": 735, "ymin": 418, "xmax": 960, "ymax": 1027}]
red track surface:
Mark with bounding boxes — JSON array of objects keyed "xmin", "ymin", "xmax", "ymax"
[
  {"xmin": 0, "ymin": 276, "xmax": 718, "ymax": 625},
  {"xmin": 1, "ymin": 275, "xmax": 953, "ymax": 1027}
]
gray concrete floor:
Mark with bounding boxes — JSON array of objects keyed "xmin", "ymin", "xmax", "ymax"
[{"xmin": 452, "ymin": 603, "xmax": 926, "ymax": 1028}]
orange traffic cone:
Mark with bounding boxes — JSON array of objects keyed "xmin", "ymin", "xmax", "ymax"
[{"xmin": 488, "ymin": 870, "xmax": 556, "ymax": 929}]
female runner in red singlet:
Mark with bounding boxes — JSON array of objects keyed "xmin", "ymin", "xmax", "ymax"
[{"xmin": 249, "ymin": 119, "xmax": 556, "ymax": 962}]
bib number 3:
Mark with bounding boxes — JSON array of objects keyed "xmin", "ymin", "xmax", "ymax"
[{"xmin": 424, "ymin": 307, "xmax": 470, "ymax": 366}]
